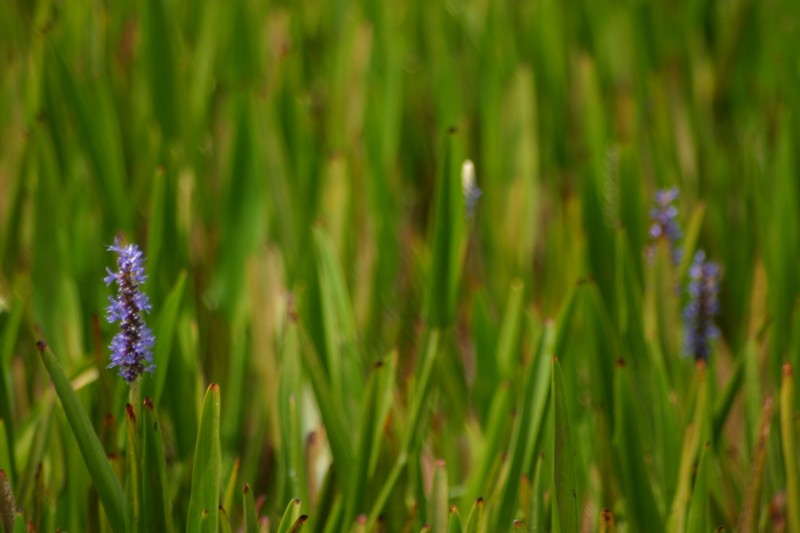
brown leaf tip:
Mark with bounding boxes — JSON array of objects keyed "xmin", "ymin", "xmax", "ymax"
[
  {"xmin": 143, "ymin": 397, "xmax": 154, "ymax": 410},
  {"xmin": 35, "ymin": 340, "xmax": 47, "ymax": 352}
]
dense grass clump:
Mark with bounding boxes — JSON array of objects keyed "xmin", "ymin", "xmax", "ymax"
[{"xmin": 1, "ymin": 0, "xmax": 799, "ymax": 531}]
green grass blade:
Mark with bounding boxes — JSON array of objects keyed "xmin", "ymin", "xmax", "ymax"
[
  {"xmin": 276, "ymin": 499, "xmax": 301, "ymax": 533},
  {"xmin": 551, "ymin": 357, "xmax": 578, "ymax": 533},
  {"xmin": 243, "ymin": 484, "xmax": 258, "ymax": 533},
  {"xmin": 685, "ymin": 442, "xmax": 711, "ymax": 533},
  {"xmin": 187, "ymin": 384, "xmax": 222, "ymax": 533},
  {"xmin": 430, "ymin": 460, "xmax": 448, "ymax": 533},
  {"xmin": 36, "ymin": 341, "xmax": 126, "ymax": 532},
  {"xmin": 448, "ymin": 505, "xmax": 463, "ymax": 533},
  {"xmin": 11, "ymin": 510, "xmax": 26, "ymax": 533},
  {"xmin": 464, "ymin": 498, "xmax": 484, "ymax": 533},
  {"xmin": 141, "ymin": 398, "xmax": 171, "ymax": 533},
  {"xmin": 781, "ymin": 364, "xmax": 800, "ymax": 533},
  {"xmin": 424, "ymin": 128, "xmax": 466, "ymax": 328},
  {"xmin": 738, "ymin": 396, "xmax": 773, "ymax": 533},
  {"xmin": 0, "ymin": 469, "xmax": 15, "ymax": 533},
  {"xmin": 124, "ymin": 404, "xmax": 140, "ymax": 533}
]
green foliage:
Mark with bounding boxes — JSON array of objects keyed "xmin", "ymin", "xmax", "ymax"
[{"xmin": 1, "ymin": 0, "xmax": 798, "ymax": 531}]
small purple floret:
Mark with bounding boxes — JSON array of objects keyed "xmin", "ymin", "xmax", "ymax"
[
  {"xmin": 683, "ymin": 250, "xmax": 720, "ymax": 361},
  {"xmin": 649, "ymin": 187, "xmax": 682, "ymax": 265},
  {"xmin": 105, "ymin": 237, "xmax": 154, "ymax": 382}
]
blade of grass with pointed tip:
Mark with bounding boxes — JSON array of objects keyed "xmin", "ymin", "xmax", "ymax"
[
  {"xmin": 222, "ymin": 459, "xmax": 240, "ymax": 519},
  {"xmin": 141, "ymin": 398, "xmax": 171, "ymax": 533},
  {"xmin": 276, "ymin": 499, "xmax": 302, "ymax": 533},
  {"xmin": 551, "ymin": 357, "xmax": 578, "ymax": 533},
  {"xmin": 288, "ymin": 515, "xmax": 308, "ymax": 533},
  {"xmin": 464, "ymin": 498, "xmax": 484, "ymax": 533},
  {"xmin": 613, "ymin": 359, "xmax": 664, "ymax": 533},
  {"xmin": 430, "ymin": 461, "xmax": 448, "ymax": 533},
  {"xmin": 667, "ymin": 365, "xmax": 709, "ymax": 533},
  {"xmin": 448, "ymin": 505, "xmax": 463, "ymax": 533},
  {"xmin": 219, "ymin": 506, "xmax": 232, "ymax": 533},
  {"xmin": 781, "ymin": 364, "xmax": 800, "ymax": 533},
  {"xmin": 424, "ymin": 128, "xmax": 465, "ymax": 329},
  {"xmin": 187, "ymin": 384, "xmax": 221, "ymax": 533},
  {"xmin": 37, "ymin": 342, "xmax": 126, "ymax": 532},
  {"xmin": 738, "ymin": 396, "xmax": 773, "ymax": 533},
  {"xmin": 143, "ymin": 271, "xmax": 187, "ymax": 406},
  {"xmin": 686, "ymin": 442, "xmax": 711, "ymax": 533},
  {"xmin": 494, "ymin": 322, "xmax": 555, "ymax": 530},
  {"xmin": 243, "ymin": 484, "xmax": 258, "ymax": 533},
  {"xmin": 11, "ymin": 510, "xmax": 26, "ymax": 533},
  {"xmin": 0, "ymin": 298, "xmax": 22, "ymax": 477}
]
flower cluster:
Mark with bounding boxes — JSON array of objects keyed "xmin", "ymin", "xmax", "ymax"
[
  {"xmin": 683, "ymin": 250, "xmax": 721, "ymax": 361},
  {"xmin": 104, "ymin": 237, "xmax": 155, "ymax": 382},
  {"xmin": 648, "ymin": 187, "xmax": 682, "ymax": 265}
]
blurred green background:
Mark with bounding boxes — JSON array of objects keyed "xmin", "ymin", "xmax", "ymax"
[{"xmin": 1, "ymin": 0, "xmax": 800, "ymax": 531}]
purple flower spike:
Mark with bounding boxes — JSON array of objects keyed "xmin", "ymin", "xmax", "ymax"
[
  {"xmin": 105, "ymin": 236, "xmax": 154, "ymax": 382},
  {"xmin": 649, "ymin": 187, "xmax": 682, "ymax": 265},
  {"xmin": 683, "ymin": 250, "xmax": 721, "ymax": 361}
]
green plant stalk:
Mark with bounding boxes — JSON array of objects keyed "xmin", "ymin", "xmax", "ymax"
[
  {"xmin": 366, "ymin": 330, "xmax": 440, "ymax": 529},
  {"xmin": 781, "ymin": 364, "xmax": 800, "ymax": 533},
  {"xmin": 37, "ymin": 341, "xmax": 127, "ymax": 532},
  {"xmin": 187, "ymin": 384, "xmax": 222, "ymax": 533}
]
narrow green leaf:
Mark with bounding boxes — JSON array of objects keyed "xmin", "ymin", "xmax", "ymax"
[
  {"xmin": 222, "ymin": 459, "xmax": 240, "ymax": 519},
  {"xmin": 11, "ymin": 510, "xmax": 26, "ymax": 533},
  {"xmin": 187, "ymin": 384, "xmax": 222, "ymax": 533},
  {"xmin": 551, "ymin": 357, "xmax": 578, "ymax": 533},
  {"xmin": 781, "ymin": 364, "xmax": 800, "ymax": 533},
  {"xmin": 430, "ymin": 460, "xmax": 448, "ymax": 533},
  {"xmin": 125, "ymin": 404, "xmax": 140, "ymax": 533},
  {"xmin": 738, "ymin": 396, "xmax": 773, "ymax": 533},
  {"xmin": 667, "ymin": 364, "xmax": 709, "ymax": 533},
  {"xmin": 243, "ymin": 484, "xmax": 258, "ymax": 533},
  {"xmin": 464, "ymin": 498, "xmax": 484, "ymax": 533},
  {"xmin": 36, "ymin": 341, "xmax": 126, "ymax": 532},
  {"xmin": 143, "ymin": 271, "xmax": 187, "ymax": 406},
  {"xmin": 613, "ymin": 359, "xmax": 664, "ymax": 533},
  {"xmin": 424, "ymin": 128, "xmax": 466, "ymax": 328},
  {"xmin": 0, "ymin": 421, "xmax": 13, "ymax": 490},
  {"xmin": 686, "ymin": 442, "xmax": 711, "ymax": 533},
  {"xmin": 287, "ymin": 515, "xmax": 308, "ymax": 533},
  {"xmin": 448, "ymin": 505, "xmax": 463, "ymax": 533},
  {"xmin": 219, "ymin": 506, "xmax": 232, "ymax": 533},
  {"xmin": 496, "ymin": 280, "xmax": 524, "ymax": 381},
  {"xmin": 141, "ymin": 398, "xmax": 171, "ymax": 533},
  {"xmin": 276, "ymin": 499, "xmax": 301, "ymax": 533}
]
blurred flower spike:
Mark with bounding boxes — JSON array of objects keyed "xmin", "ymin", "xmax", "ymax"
[
  {"xmin": 462, "ymin": 159, "xmax": 482, "ymax": 219},
  {"xmin": 683, "ymin": 250, "xmax": 721, "ymax": 361},
  {"xmin": 648, "ymin": 187, "xmax": 682, "ymax": 265},
  {"xmin": 105, "ymin": 236, "xmax": 155, "ymax": 382}
]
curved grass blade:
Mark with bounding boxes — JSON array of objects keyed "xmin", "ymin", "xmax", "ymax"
[
  {"xmin": 142, "ymin": 398, "xmax": 171, "ymax": 533},
  {"xmin": 187, "ymin": 384, "xmax": 222, "ymax": 533},
  {"xmin": 276, "ymin": 499, "xmax": 302, "ymax": 533},
  {"xmin": 464, "ymin": 498, "xmax": 483, "ymax": 533},
  {"xmin": 36, "ymin": 341, "xmax": 126, "ymax": 532},
  {"xmin": 551, "ymin": 357, "xmax": 578, "ymax": 533},
  {"xmin": 738, "ymin": 396, "xmax": 773, "ymax": 533},
  {"xmin": 288, "ymin": 515, "xmax": 308, "ymax": 533},
  {"xmin": 243, "ymin": 484, "xmax": 258, "ymax": 533}
]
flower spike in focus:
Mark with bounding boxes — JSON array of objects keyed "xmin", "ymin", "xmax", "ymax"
[
  {"xmin": 683, "ymin": 250, "xmax": 721, "ymax": 361},
  {"xmin": 105, "ymin": 236, "xmax": 154, "ymax": 382}
]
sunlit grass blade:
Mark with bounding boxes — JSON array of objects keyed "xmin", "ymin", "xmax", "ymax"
[
  {"xmin": 222, "ymin": 459, "xmax": 240, "ymax": 519},
  {"xmin": 36, "ymin": 341, "xmax": 126, "ymax": 532},
  {"xmin": 551, "ymin": 357, "xmax": 578, "ymax": 533},
  {"xmin": 219, "ymin": 506, "xmax": 232, "ymax": 533},
  {"xmin": 781, "ymin": 364, "xmax": 800, "ymax": 533},
  {"xmin": 464, "ymin": 498, "xmax": 483, "ymax": 533},
  {"xmin": 667, "ymin": 364, "xmax": 709, "ymax": 533},
  {"xmin": 448, "ymin": 505, "xmax": 462, "ymax": 533},
  {"xmin": 243, "ymin": 484, "xmax": 258, "ymax": 533},
  {"xmin": 187, "ymin": 384, "xmax": 222, "ymax": 533},
  {"xmin": 141, "ymin": 398, "xmax": 171, "ymax": 533},
  {"xmin": 430, "ymin": 460, "xmax": 448, "ymax": 533},
  {"xmin": 276, "ymin": 499, "xmax": 301, "ymax": 533}
]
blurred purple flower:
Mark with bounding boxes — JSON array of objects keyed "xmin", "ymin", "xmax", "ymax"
[
  {"xmin": 105, "ymin": 236, "xmax": 154, "ymax": 382},
  {"xmin": 683, "ymin": 250, "xmax": 720, "ymax": 361},
  {"xmin": 649, "ymin": 187, "xmax": 682, "ymax": 265}
]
